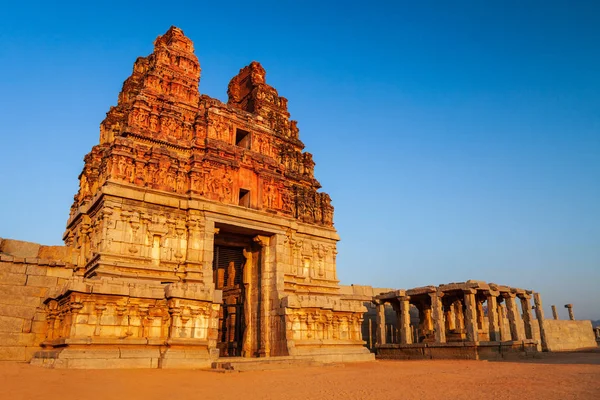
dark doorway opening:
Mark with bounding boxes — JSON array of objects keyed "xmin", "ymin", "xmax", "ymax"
[{"xmin": 213, "ymin": 245, "xmax": 245, "ymax": 357}]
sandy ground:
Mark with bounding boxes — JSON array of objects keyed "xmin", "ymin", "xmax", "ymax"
[{"xmin": 1, "ymin": 352, "xmax": 599, "ymax": 400}]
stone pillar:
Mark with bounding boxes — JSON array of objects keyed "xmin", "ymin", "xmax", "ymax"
[
  {"xmin": 503, "ymin": 293, "xmax": 524, "ymax": 341},
  {"xmin": 375, "ymin": 300, "xmax": 386, "ymax": 345},
  {"xmin": 398, "ymin": 296, "xmax": 412, "ymax": 344},
  {"xmin": 565, "ymin": 304, "xmax": 575, "ymax": 320},
  {"xmin": 429, "ymin": 291, "xmax": 446, "ymax": 343},
  {"xmin": 486, "ymin": 291, "xmax": 500, "ymax": 341},
  {"xmin": 254, "ymin": 235, "xmax": 271, "ymax": 357},
  {"xmin": 445, "ymin": 303, "xmax": 455, "ymax": 331},
  {"xmin": 498, "ymin": 302, "xmax": 509, "ymax": 341},
  {"xmin": 476, "ymin": 300, "xmax": 485, "ymax": 331},
  {"xmin": 419, "ymin": 301, "xmax": 433, "ymax": 335},
  {"xmin": 533, "ymin": 292, "xmax": 549, "ymax": 351},
  {"xmin": 551, "ymin": 305, "xmax": 559, "ymax": 320},
  {"xmin": 519, "ymin": 294, "xmax": 534, "ymax": 340},
  {"xmin": 463, "ymin": 289, "xmax": 478, "ymax": 342},
  {"xmin": 454, "ymin": 300, "xmax": 465, "ymax": 334}
]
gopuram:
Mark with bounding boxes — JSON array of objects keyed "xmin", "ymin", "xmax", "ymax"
[{"xmin": 26, "ymin": 26, "xmax": 371, "ymax": 367}]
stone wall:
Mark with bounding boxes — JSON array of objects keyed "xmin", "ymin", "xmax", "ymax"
[
  {"xmin": 543, "ymin": 320, "xmax": 597, "ymax": 351},
  {"xmin": 0, "ymin": 239, "xmax": 76, "ymax": 361}
]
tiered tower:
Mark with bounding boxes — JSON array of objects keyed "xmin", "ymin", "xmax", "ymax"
[{"xmin": 39, "ymin": 27, "xmax": 371, "ymax": 367}]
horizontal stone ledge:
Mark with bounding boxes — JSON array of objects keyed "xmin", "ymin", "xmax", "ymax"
[
  {"xmin": 292, "ymin": 339, "xmax": 365, "ymax": 346},
  {"xmin": 376, "ymin": 340, "xmax": 539, "ymax": 349},
  {"xmin": 165, "ymin": 338, "xmax": 210, "ymax": 347},
  {"xmin": 42, "ymin": 338, "xmax": 168, "ymax": 347}
]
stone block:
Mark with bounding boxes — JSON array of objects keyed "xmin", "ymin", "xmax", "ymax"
[
  {"xmin": 65, "ymin": 357, "xmax": 155, "ymax": 369},
  {"xmin": 26, "ymin": 265, "xmax": 48, "ymax": 276},
  {"xmin": 0, "ymin": 332, "xmax": 36, "ymax": 346},
  {"xmin": 118, "ymin": 347, "xmax": 161, "ymax": 359},
  {"xmin": 0, "ymin": 262, "xmax": 25, "ymax": 274},
  {"xmin": 0, "ymin": 239, "xmax": 41, "ymax": 258},
  {"xmin": 0, "ymin": 271, "xmax": 27, "ymax": 286},
  {"xmin": 26, "ymin": 275, "xmax": 59, "ymax": 288},
  {"xmin": 46, "ymin": 267, "xmax": 75, "ymax": 279},
  {"xmin": 0, "ymin": 284, "xmax": 47, "ymax": 299},
  {"xmin": 0, "ymin": 294, "xmax": 42, "ymax": 308},
  {"xmin": 0, "ymin": 346, "xmax": 27, "ymax": 361},
  {"xmin": 58, "ymin": 348, "xmax": 121, "ymax": 359},
  {"xmin": 0, "ymin": 303, "xmax": 36, "ymax": 320},
  {"xmin": 0, "ymin": 315, "xmax": 24, "ymax": 333},
  {"xmin": 38, "ymin": 245, "xmax": 72, "ymax": 262}
]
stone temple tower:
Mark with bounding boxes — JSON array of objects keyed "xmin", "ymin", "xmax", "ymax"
[{"xmin": 37, "ymin": 27, "xmax": 371, "ymax": 367}]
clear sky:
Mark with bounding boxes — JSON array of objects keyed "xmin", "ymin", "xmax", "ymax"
[{"xmin": 1, "ymin": 1, "xmax": 598, "ymax": 320}]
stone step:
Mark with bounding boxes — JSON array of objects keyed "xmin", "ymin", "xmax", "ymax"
[{"xmin": 211, "ymin": 357, "xmax": 342, "ymax": 372}]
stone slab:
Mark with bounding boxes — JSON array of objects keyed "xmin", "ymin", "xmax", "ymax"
[
  {"xmin": 0, "ymin": 316, "xmax": 24, "ymax": 333},
  {"xmin": 0, "ymin": 346, "xmax": 27, "ymax": 361}
]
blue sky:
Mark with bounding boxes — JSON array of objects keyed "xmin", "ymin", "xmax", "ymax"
[{"xmin": 1, "ymin": 1, "xmax": 598, "ymax": 320}]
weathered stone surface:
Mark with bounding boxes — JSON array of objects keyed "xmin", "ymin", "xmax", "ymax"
[
  {"xmin": 544, "ymin": 320, "xmax": 597, "ymax": 351},
  {"xmin": 0, "ymin": 346, "xmax": 27, "ymax": 361},
  {"xmin": 26, "ymin": 275, "xmax": 59, "ymax": 288},
  {"xmin": 0, "ymin": 271, "xmax": 28, "ymax": 286},
  {"xmin": 0, "ymin": 316, "xmax": 24, "ymax": 333},
  {"xmin": 0, "ymin": 304, "xmax": 36, "ymax": 320},
  {"xmin": 0, "ymin": 239, "xmax": 40, "ymax": 258}
]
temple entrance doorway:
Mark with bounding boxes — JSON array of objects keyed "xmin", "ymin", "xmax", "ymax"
[
  {"xmin": 213, "ymin": 244, "xmax": 245, "ymax": 357},
  {"xmin": 213, "ymin": 225, "xmax": 266, "ymax": 358}
]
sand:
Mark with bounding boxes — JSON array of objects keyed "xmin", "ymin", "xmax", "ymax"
[{"xmin": 1, "ymin": 352, "xmax": 599, "ymax": 400}]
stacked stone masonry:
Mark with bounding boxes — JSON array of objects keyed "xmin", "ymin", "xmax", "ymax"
[{"xmin": 0, "ymin": 239, "xmax": 76, "ymax": 362}]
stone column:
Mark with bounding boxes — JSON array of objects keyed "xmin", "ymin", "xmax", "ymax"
[
  {"xmin": 445, "ymin": 302, "xmax": 455, "ymax": 331},
  {"xmin": 463, "ymin": 289, "xmax": 479, "ymax": 342},
  {"xmin": 254, "ymin": 235, "xmax": 271, "ymax": 357},
  {"xmin": 533, "ymin": 292, "xmax": 549, "ymax": 352},
  {"xmin": 375, "ymin": 300, "xmax": 386, "ymax": 345},
  {"xmin": 429, "ymin": 291, "xmax": 446, "ymax": 343},
  {"xmin": 486, "ymin": 291, "xmax": 500, "ymax": 341},
  {"xmin": 503, "ymin": 293, "xmax": 524, "ymax": 341},
  {"xmin": 551, "ymin": 305, "xmax": 559, "ymax": 320},
  {"xmin": 519, "ymin": 294, "xmax": 534, "ymax": 340},
  {"xmin": 454, "ymin": 300, "xmax": 465, "ymax": 334},
  {"xmin": 476, "ymin": 299, "xmax": 485, "ymax": 331},
  {"xmin": 565, "ymin": 304, "xmax": 575, "ymax": 320},
  {"xmin": 398, "ymin": 296, "xmax": 412, "ymax": 344},
  {"xmin": 498, "ymin": 302, "xmax": 509, "ymax": 341}
]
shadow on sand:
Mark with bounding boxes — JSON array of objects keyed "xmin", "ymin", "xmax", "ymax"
[{"xmin": 491, "ymin": 348, "xmax": 600, "ymax": 365}]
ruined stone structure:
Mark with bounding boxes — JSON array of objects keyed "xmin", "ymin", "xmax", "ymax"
[
  {"xmin": 373, "ymin": 281, "xmax": 540, "ymax": 359},
  {"xmin": 3, "ymin": 26, "xmax": 371, "ymax": 368}
]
